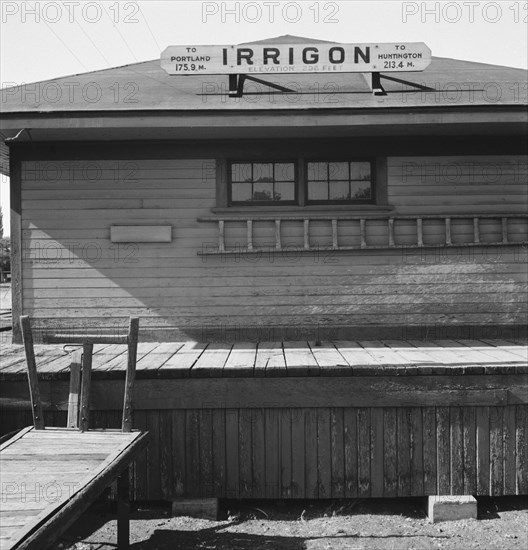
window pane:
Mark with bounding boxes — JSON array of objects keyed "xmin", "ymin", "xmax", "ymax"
[
  {"xmin": 231, "ymin": 163, "xmax": 252, "ymax": 182},
  {"xmin": 253, "ymin": 163, "xmax": 273, "ymax": 183},
  {"xmin": 307, "ymin": 162, "xmax": 328, "ymax": 181},
  {"xmin": 275, "ymin": 163, "xmax": 295, "ymax": 182},
  {"xmin": 275, "ymin": 181, "xmax": 295, "ymax": 201},
  {"xmin": 350, "ymin": 181, "xmax": 372, "ymax": 200},
  {"xmin": 350, "ymin": 162, "xmax": 371, "ymax": 181},
  {"xmin": 231, "ymin": 182, "xmax": 252, "ymax": 202},
  {"xmin": 329, "ymin": 180, "xmax": 350, "ymax": 200},
  {"xmin": 329, "ymin": 162, "xmax": 349, "ymax": 181},
  {"xmin": 308, "ymin": 181, "xmax": 328, "ymax": 201},
  {"xmin": 253, "ymin": 181, "xmax": 274, "ymax": 201}
]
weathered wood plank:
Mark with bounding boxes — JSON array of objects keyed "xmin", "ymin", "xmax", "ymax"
[
  {"xmin": 190, "ymin": 344, "xmax": 233, "ymax": 378},
  {"xmin": 252, "ymin": 409, "xmax": 265, "ymax": 498},
  {"xmin": 170, "ymin": 410, "xmax": 185, "ymax": 498},
  {"xmin": 265, "ymin": 409, "xmax": 280, "ymax": 498},
  {"xmin": 280, "ymin": 408, "xmax": 292, "ymax": 498},
  {"xmin": 516, "ymin": 405, "xmax": 528, "ymax": 494},
  {"xmin": 225, "ymin": 409, "xmax": 239, "ymax": 499},
  {"xmin": 476, "ymin": 406, "xmax": 490, "ymax": 495},
  {"xmin": 503, "ymin": 406, "xmax": 516, "ymax": 495},
  {"xmin": 358, "ymin": 408, "xmax": 370, "ymax": 497},
  {"xmin": 317, "ymin": 408, "xmax": 331, "ymax": 499},
  {"xmin": 409, "ymin": 407, "xmax": 424, "ymax": 496},
  {"xmin": 383, "ymin": 408, "xmax": 398, "ymax": 497},
  {"xmin": 422, "ymin": 408, "xmax": 437, "ymax": 495},
  {"xmin": 370, "ymin": 408, "xmax": 384, "ymax": 498},
  {"xmin": 343, "ymin": 409, "xmax": 358, "ymax": 498},
  {"xmin": 436, "ymin": 407, "xmax": 450, "ymax": 495},
  {"xmin": 199, "ymin": 409, "xmax": 213, "ymax": 499},
  {"xmin": 462, "ymin": 407, "xmax": 477, "ymax": 495},
  {"xmin": 283, "ymin": 341, "xmax": 319, "ymax": 377},
  {"xmin": 397, "ymin": 408, "xmax": 411, "ymax": 496},
  {"xmin": 291, "ymin": 408, "xmax": 305, "ymax": 499},
  {"xmin": 450, "ymin": 407, "xmax": 464, "ymax": 494},
  {"xmin": 239, "ymin": 407, "xmax": 252, "ymax": 498},
  {"xmin": 304, "ymin": 409, "xmax": 318, "ymax": 499},
  {"xmin": 222, "ymin": 342, "xmax": 256, "ymax": 377},
  {"xmin": 330, "ymin": 408, "xmax": 344, "ymax": 498},
  {"xmin": 490, "ymin": 406, "xmax": 504, "ymax": 496},
  {"xmin": 185, "ymin": 410, "xmax": 200, "ymax": 498},
  {"xmin": 212, "ymin": 409, "xmax": 226, "ymax": 497}
]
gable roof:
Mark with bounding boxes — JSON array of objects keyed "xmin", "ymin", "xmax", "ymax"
[{"xmin": 1, "ymin": 35, "xmax": 526, "ymax": 114}]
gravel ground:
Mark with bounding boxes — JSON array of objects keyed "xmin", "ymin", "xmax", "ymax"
[{"xmin": 55, "ymin": 496, "xmax": 527, "ymax": 550}]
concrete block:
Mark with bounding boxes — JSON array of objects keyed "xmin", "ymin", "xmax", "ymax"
[
  {"xmin": 171, "ymin": 498, "xmax": 218, "ymax": 520},
  {"xmin": 428, "ymin": 495, "xmax": 477, "ymax": 523}
]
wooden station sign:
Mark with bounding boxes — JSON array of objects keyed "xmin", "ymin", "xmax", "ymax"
[{"xmin": 161, "ymin": 42, "xmax": 432, "ymax": 75}]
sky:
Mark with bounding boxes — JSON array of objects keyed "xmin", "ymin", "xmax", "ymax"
[{"xmin": 1, "ymin": 0, "xmax": 527, "ymax": 235}]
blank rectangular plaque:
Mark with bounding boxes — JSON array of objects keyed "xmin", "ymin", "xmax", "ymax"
[{"xmin": 110, "ymin": 225, "xmax": 172, "ymax": 243}]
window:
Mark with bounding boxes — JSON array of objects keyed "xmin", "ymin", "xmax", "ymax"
[
  {"xmin": 307, "ymin": 161, "xmax": 373, "ymax": 204},
  {"xmin": 230, "ymin": 162, "xmax": 296, "ymax": 205},
  {"xmin": 227, "ymin": 159, "xmax": 375, "ymax": 207}
]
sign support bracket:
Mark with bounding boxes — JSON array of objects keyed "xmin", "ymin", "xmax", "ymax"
[{"xmin": 228, "ymin": 74, "xmax": 298, "ymax": 98}]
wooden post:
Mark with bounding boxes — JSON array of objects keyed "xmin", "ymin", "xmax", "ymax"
[
  {"xmin": 79, "ymin": 343, "xmax": 93, "ymax": 432},
  {"xmin": 360, "ymin": 219, "xmax": 367, "ymax": 249},
  {"xmin": 218, "ymin": 220, "xmax": 225, "ymax": 253},
  {"xmin": 122, "ymin": 317, "xmax": 139, "ymax": 432},
  {"xmin": 117, "ymin": 467, "xmax": 130, "ymax": 550},
  {"xmin": 246, "ymin": 220, "xmax": 253, "ymax": 252},
  {"xmin": 416, "ymin": 218, "xmax": 423, "ymax": 247},
  {"xmin": 67, "ymin": 350, "xmax": 82, "ymax": 429},
  {"xmin": 20, "ymin": 315, "xmax": 45, "ymax": 430},
  {"xmin": 388, "ymin": 218, "xmax": 395, "ymax": 247},
  {"xmin": 332, "ymin": 219, "xmax": 338, "ymax": 249},
  {"xmin": 473, "ymin": 218, "xmax": 480, "ymax": 244},
  {"xmin": 445, "ymin": 218, "xmax": 452, "ymax": 246},
  {"xmin": 275, "ymin": 219, "xmax": 282, "ymax": 250},
  {"xmin": 502, "ymin": 217, "xmax": 509, "ymax": 244},
  {"xmin": 304, "ymin": 219, "xmax": 310, "ymax": 250}
]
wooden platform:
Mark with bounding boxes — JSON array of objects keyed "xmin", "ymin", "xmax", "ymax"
[
  {"xmin": 0, "ymin": 339, "xmax": 527, "ymax": 380},
  {"xmin": 0, "ymin": 426, "xmax": 148, "ymax": 550},
  {"xmin": 1, "ymin": 338, "xmax": 526, "ymax": 501}
]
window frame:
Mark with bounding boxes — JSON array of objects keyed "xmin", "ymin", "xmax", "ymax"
[
  {"xmin": 304, "ymin": 158, "xmax": 376, "ymax": 206},
  {"xmin": 221, "ymin": 156, "xmax": 386, "ymax": 210},
  {"xmin": 227, "ymin": 160, "xmax": 299, "ymax": 207}
]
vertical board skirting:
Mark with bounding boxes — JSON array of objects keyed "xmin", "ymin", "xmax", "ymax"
[{"xmin": 1, "ymin": 405, "xmax": 526, "ymax": 499}]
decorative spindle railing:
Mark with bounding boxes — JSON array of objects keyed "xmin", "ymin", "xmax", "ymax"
[{"xmin": 197, "ymin": 214, "xmax": 528, "ymax": 255}]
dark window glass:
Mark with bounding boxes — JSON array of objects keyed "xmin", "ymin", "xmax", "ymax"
[
  {"xmin": 229, "ymin": 162, "xmax": 296, "ymax": 205},
  {"xmin": 307, "ymin": 161, "xmax": 372, "ymax": 204}
]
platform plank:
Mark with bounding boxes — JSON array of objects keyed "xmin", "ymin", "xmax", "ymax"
[
  {"xmin": 0, "ymin": 427, "xmax": 148, "ymax": 550},
  {"xmin": 0, "ymin": 340, "xmax": 526, "ymax": 381}
]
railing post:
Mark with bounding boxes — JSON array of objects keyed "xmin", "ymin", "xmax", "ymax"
[
  {"xmin": 473, "ymin": 217, "xmax": 480, "ymax": 244},
  {"xmin": 247, "ymin": 220, "xmax": 253, "ymax": 251},
  {"xmin": 502, "ymin": 217, "xmax": 509, "ymax": 244},
  {"xmin": 304, "ymin": 219, "xmax": 310, "ymax": 250},
  {"xmin": 445, "ymin": 218, "xmax": 452, "ymax": 246},
  {"xmin": 416, "ymin": 218, "xmax": 423, "ymax": 247},
  {"xmin": 332, "ymin": 219, "xmax": 338, "ymax": 249},
  {"xmin": 388, "ymin": 218, "xmax": 395, "ymax": 247},
  {"xmin": 360, "ymin": 219, "xmax": 367, "ymax": 249},
  {"xmin": 218, "ymin": 220, "xmax": 225, "ymax": 253},
  {"xmin": 275, "ymin": 219, "xmax": 282, "ymax": 250}
]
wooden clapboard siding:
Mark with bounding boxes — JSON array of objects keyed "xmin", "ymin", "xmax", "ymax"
[
  {"xmin": 18, "ymin": 155, "xmax": 528, "ymax": 339},
  {"xmin": 388, "ymin": 156, "xmax": 528, "ymax": 215},
  {"xmin": 1, "ymin": 405, "xmax": 526, "ymax": 499}
]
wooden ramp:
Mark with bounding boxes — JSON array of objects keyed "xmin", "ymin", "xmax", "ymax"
[
  {"xmin": 0, "ymin": 426, "xmax": 148, "ymax": 550},
  {"xmin": 0, "ymin": 316, "xmax": 148, "ymax": 550}
]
